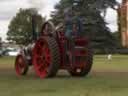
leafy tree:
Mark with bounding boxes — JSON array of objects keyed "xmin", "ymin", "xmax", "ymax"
[
  {"xmin": 51, "ymin": 0, "xmax": 118, "ymax": 53},
  {"xmin": 112, "ymin": 31, "xmax": 122, "ymax": 48},
  {"xmin": 7, "ymin": 8, "xmax": 45, "ymax": 45},
  {"xmin": 51, "ymin": 0, "xmax": 118, "ymax": 24}
]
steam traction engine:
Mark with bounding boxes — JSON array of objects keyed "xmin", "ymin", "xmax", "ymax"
[
  {"xmin": 15, "ymin": 21, "xmax": 93, "ymax": 79},
  {"xmin": 15, "ymin": 2, "xmax": 93, "ymax": 78}
]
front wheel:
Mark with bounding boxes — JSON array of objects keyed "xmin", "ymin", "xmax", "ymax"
[{"xmin": 15, "ymin": 54, "xmax": 29, "ymax": 76}]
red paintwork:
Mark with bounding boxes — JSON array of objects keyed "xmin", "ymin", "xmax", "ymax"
[
  {"xmin": 15, "ymin": 55, "xmax": 25, "ymax": 76},
  {"xmin": 32, "ymin": 30, "xmax": 89, "ymax": 78},
  {"xmin": 15, "ymin": 21, "xmax": 91, "ymax": 78},
  {"xmin": 56, "ymin": 31, "xmax": 89, "ymax": 69},
  {"xmin": 32, "ymin": 38, "xmax": 52, "ymax": 78},
  {"xmin": 32, "ymin": 22, "xmax": 90, "ymax": 78}
]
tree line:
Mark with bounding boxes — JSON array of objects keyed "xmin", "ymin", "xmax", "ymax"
[{"xmin": 7, "ymin": 0, "xmax": 121, "ymax": 53}]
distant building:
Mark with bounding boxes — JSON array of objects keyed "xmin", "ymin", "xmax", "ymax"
[{"xmin": 118, "ymin": 0, "xmax": 128, "ymax": 47}]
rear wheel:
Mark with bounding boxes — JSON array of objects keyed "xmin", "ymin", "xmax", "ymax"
[
  {"xmin": 15, "ymin": 54, "xmax": 29, "ymax": 76},
  {"xmin": 68, "ymin": 44, "xmax": 93, "ymax": 77},
  {"xmin": 33, "ymin": 37, "xmax": 60, "ymax": 78}
]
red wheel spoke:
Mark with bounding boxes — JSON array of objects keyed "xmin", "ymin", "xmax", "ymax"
[
  {"xmin": 43, "ymin": 69, "xmax": 48, "ymax": 75},
  {"xmin": 45, "ymin": 58, "xmax": 51, "ymax": 64},
  {"xmin": 33, "ymin": 38, "xmax": 53, "ymax": 78},
  {"xmin": 20, "ymin": 63, "xmax": 24, "ymax": 68},
  {"xmin": 45, "ymin": 48, "xmax": 49, "ymax": 53},
  {"xmin": 44, "ymin": 60, "xmax": 50, "ymax": 67},
  {"xmin": 37, "ymin": 44, "xmax": 41, "ymax": 49},
  {"xmin": 38, "ymin": 65, "xmax": 44, "ymax": 72},
  {"xmin": 42, "ymin": 45, "xmax": 47, "ymax": 52}
]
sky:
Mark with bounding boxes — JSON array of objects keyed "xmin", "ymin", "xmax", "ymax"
[{"xmin": 0, "ymin": 0, "xmax": 122, "ymax": 41}]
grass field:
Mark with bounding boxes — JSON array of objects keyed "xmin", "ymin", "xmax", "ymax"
[{"xmin": 0, "ymin": 55, "xmax": 128, "ymax": 96}]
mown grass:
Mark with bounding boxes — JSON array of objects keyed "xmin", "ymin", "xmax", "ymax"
[
  {"xmin": 0, "ymin": 55, "xmax": 128, "ymax": 96},
  {"xmin": 93, "ymin": 55, "xmax": 128, "ymax": 71},
  {"xmin": 0, "ymin": 56, "xmax": 15, "ymax": 68}
]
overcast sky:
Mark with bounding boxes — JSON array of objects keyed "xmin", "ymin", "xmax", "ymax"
[{"xmin": 0, "ymin": 0, "xmax": 122, "ymax": 41}]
